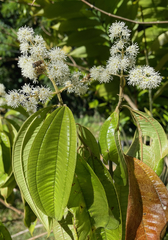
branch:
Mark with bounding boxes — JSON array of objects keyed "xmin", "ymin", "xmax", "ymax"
[
  {"xmin": 40, "ymin": 25, "xmax": 51, "ymax": 36},
  {"xmin": 81, "ymin": 0, "xmax": 168, "ymax": 25},
  {"xmin": 123, "ymin": 94, "xmax": 138, "ymax": 110},
  {"xmin": 11, "ymin": 224, "xmax": 43, "ymax": 238},
  {"xmin": 27, "ymin": 231, "xmax": 52, "ymax": 240},
  {"xmin": 0, "ymin": 198, "xmax": 24, "ymax": 216},
  {"xmin": 0, "ymin": 57, "xmax": 18, "ymax": 61},
  {"xmin": 66, "ymin": 62, "xmax": 89, "ymax": 71}
]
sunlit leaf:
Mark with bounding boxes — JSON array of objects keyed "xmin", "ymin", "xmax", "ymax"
[
  {"xmin": 76, "ymin": 155, "xmax": 111, "ymax": 229},
  {"xmin": 13, "ymin": 107, "xmax": 52, "ymax": 233},
  {"xmin": 27, "ymin": 106, "xmax": 77, "ymax": 220},
  {"xmin": 125, "ymin": 106, "xmax": 168, "ymax": 175},
  {"xmin": 52, "ymin": 211, "xmax": 76, "ymax": 240},
  {"xmin": 77, "ymin": 124, "xmax": 100, "ymax": 159},
  {"xmin": 99, "ymin": 110, "xmax": 127, "ymax": 185}
]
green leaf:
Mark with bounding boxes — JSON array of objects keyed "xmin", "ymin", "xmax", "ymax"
[
  {"xmin": 27, "ymin": 106, "xmax": 77, "ymax": 220},
  {"xmin": 94, "ymin": 175, "xmax": 128, "ymax": 240},
  {"xmin": 77, "ymin": 124, "xmax": 100, "ymax": 159},
  {"xmin": 139, "ymin": 0, "xmax": 162, "ymax": 8},
  {"xmin": 0, "ymin": 176, "xmax": 16, "ymax": 200},
  {"xmin": 67, "ymin": 29, "xmax": 106, "ymax": 46},
  {"xmin": 70, "ymin": 45, "xmax": 109, "ymax": 59},
  {"xmin": 153, "ymin": 82, "xmax": 168, "ymax": 100},
  {"xmin": 24, "ymin": 200, "xmax": 37, "ymax": 236},
  {"xmin": 95, "ymin": 225, "xmax": 122, "ymax": 240},
  {"xmin": 125, "ymin": 106, "xmax": 168, "ymax": 174},
  {"xmin": 87, "ymin": 157, "xmax": 119, "ymax": 231},
  {"xmin": 99, "ymin": 111, "xmax": 119, "ymax": 164},
  {"xmin": 0, "ymin": 122, "xmax": 13, "ymax": 187},
  {"xmin": 13, "ymin": 107, "xmax": 52, "ymax": 233},
  {"xmin": 151, "ymin": 31, "xmax": 168, "ymax": 51},
  {"xmin": 0, "ymin": 131, "xmax": 11, "ymax": 173},
  {"xmin": 0, "ymin": 222, "xmax": 12, "ymax": 240},
  {"xmin": 68, "ymin": 173, "xmax": 96, "ymax": 239},
  {"xmin": 75, "ymin": 155, "xmax": 111, "ymax": 229},
  {"xmin": 53, "ymin": 211, "xmax": 76, "ymax": 240},
  {"xmin": 43, "ymin": 1, "xmax": 91, "ymax": 19},
  {"xmin": 155, "ymin": 53, "xmax": 168, "ymax": 71},
  {"xmin": 5, "ymin": 118, "xmax": 20, "ymax": 132},
  {"xmin": 3, "ymin": 104, "xmax": 29, "ymax": 118},
  {"xmin": 52, "ymin": 18, "xmax": 99, "ymax": 32},
  {"xmin": 89, "ymin": 99, "xmax": 99, "ymax": 109},
  {"xmin": 96, "ymin": 80, "xmax": 119, "ymax": 101},
  {"xmin": 99, "ymin": 111, "xmax": 127, "ymax": 185}
]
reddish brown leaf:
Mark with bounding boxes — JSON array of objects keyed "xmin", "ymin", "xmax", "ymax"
[
  {"xmin": 125, "ymin": 155, "xmax": 143, "ymax": 240},
  {"xmin": 126, "ymin": 155, "xmax": 168, "ymax": 240}
]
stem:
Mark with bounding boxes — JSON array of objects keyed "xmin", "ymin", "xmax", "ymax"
[
  {"xmin": 115, "ymin": 75, "xmax": 125, "ymax": 112},
  {"xmin": 50, "ymin": 78, "xmax": 64, "ymax": 106},
  {"xmin": 149, "ymin": 89, "xmax": 153, "ymax": 117},
  {"xmin": 0, "ymin": 198, "xmax": 23, "ymax": 216}
]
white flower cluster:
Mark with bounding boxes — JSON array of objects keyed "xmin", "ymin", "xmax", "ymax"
[
  {"xmin": 128, "ymin": 66, "xmax": 162, "ymax": 89},
  {"xmin": 0, "ymin": 83, "xmax": 7, "ymax": 106},
  {"xmin": 17, "ymin": 26, "xmax": 88, "ymax": 95},
  {"xmin": 90, "ymin": 21, "xmax": 138, "ymax": 82},
  {"xmin": 6, "ymin": 84, "xmax": 52, "ymax": 113},
  {"xmin": 0, "ymin": 84, "xmax": 6, "ymax": 97},
  {"xmin": 90, "ymin": 21, "xmax": 162, "ymax": 89},
  {"xmin": 65, "ymin": 72, "xmax": 88, "ymax": 95}
]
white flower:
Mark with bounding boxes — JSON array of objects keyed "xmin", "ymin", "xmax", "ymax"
[
  {"xmin": 90, "ymin": 66, "xmax": 105, "ymax": 81},
  {"xmin": 126, "ymin": 43, "xmax": 139, "ymax": 57},
  {"xmin": 99, "ymin": 68, "xmax": 112, "ymax": 83},
  {"xmin": 64, "ymin": 80, "xmax": 72, "ymax": 87},
  {"xmin": 33, "ymin": 35, "xmax": 45, "ymax": 45},
  {"xmin": 48, "ymin": 61, "xmax": 70, "ymax": 84},
  {"xmin": 0, "ymin": 98, "xmax": 6, "ymax": 106},
  {"xmin": 30, "ymin": 39, "xmax": 48, "ymax": 59},
  {"xmin": 127, "ymin": 66, "xmax": 162, "ymax": 89},
  {"xmin": 116, "ymin": 39, "xmax": 126, "ymax": 50},
  {"xmin": 48, "ymin": 47, "xmax": 67, "ymax": 61},
  {"xmin": 20, "ymin": 42, "xmax": 30, "ymax": 55},
  {"xmin": 17, "ymin": 26, "xmax": 34, "ymax": 43},
  {"xmin": 120, "ymin": 56, "xmax": 130, "ymax": 72},
  {"xmin": 18, "ymin": 56, "xmax": 38, "ymax": 82},
  {"xmin": 21, "ymin": 84, "xmax": 32, "ymax": 95},
  {"xmin": 64, "ymin": 71, "xmax": 88, "ymax": 95},
  {"xmin": 38, "ymin": 86, "xmax": 52, "ymax": 103},
  {"xmin": 107, "ymin": 56, "xmax": 121, "ymax": 74},
  {"xmin": 109, "ymin": 21, "xmax": 130, "ymax": 40},
  {"xmin": 110, "ymin": 45, "xmax": 119, "ymax": 56},
  {"xmin": 6, "ymin": 84, "xmax": 52, "ymax": 113},
  {"xmin": 0, "ymin": 84, "xmax": 6, "ymax": 97},
  {"xmin": 6, "ymin": 90, "xmax": 22, "ymax": 108},
  {"xmin": 24, "ymin": 98, "xmax": 37, "ymax": 113}
]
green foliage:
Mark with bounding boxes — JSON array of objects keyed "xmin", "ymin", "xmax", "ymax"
[
  {"xmin": 0, "ymin": 222, "xmax": 12, "ymax": 240},
  {"xmin": 126, "ymin": 106, "xmax": 168, "ymax": 174},
  {"xmin": 1, "ymin": 0, "xmax": 168, "ymax": 239}
]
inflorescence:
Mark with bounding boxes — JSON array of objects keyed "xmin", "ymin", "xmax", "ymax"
[
  {"xmin": 6, "ymin": 26, "xmax": 88, "ymax": 113},
  {"xmin": 90, "ymin": 21, "xmax": 162, "ymax": 89},
  {"xmin": 6, "ymin": 22, "xmax": 162, "ymax": 113}
]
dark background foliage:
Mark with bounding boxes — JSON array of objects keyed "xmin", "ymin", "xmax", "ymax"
[{"xmin": 1, "ymin": 0, "xmax": 168, "ymax": 130}]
